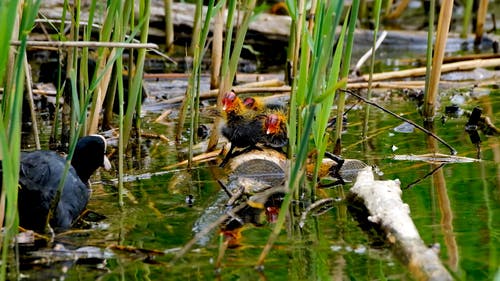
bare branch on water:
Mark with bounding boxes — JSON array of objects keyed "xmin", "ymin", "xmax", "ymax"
[
  {"xmin": 342, "ymin": 89, "xmax": 457, "ymax": 155},
  {"xmin": 11, "ymin": 40, "xmax": 159, "ymax": 49}
]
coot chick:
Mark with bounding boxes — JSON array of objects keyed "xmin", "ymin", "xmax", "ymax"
[
  {"xmin": 242, "ymin": 96, "xmax": 287, "ymax": 112},
  {"xmin": 220, "ymin": 91, "xmax": 266, "ymax": 166},
  {"xmin": 263, "ymin": 111, "xmax": 288, "ymax": 149},
  {"xmin": 222, "ymin": 90, "xmax": 246, "ymax": 120},
  {"xmin": 2, "ymin": 135, "xmax": 111, "ymax": 233}
]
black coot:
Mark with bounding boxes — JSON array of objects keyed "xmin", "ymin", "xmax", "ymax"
[{"xmin": 2, "ymin": 135, "xmax": 111, "ymax": 232}]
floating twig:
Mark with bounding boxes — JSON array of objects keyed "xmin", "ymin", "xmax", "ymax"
[
  {"xmin": 11, "ymin": 40, "xmax": 158, "ymax": 49},
  {"xmin": 342, "ymin": 89, "xmax": 457, "ymax": 155},
  {"xmin": 163, "ymin": 150, "xmax": 221, "ymax": 170}
]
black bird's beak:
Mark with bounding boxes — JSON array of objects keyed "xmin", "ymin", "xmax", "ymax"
[{"xmin": 103, "ymin": 155, "xmax": 112, "ymax": 170}]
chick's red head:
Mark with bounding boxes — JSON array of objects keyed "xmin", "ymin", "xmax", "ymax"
[
  {"xmin": 265, "ymin": 113, "xmax": 282, "ymax": 135},
  {"xmin": 222, "ymin": 91, "xmax": 237, "ymax": 111}
]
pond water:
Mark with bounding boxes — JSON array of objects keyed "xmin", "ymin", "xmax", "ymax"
[{"xmin": 10, "ymin": 74, "xmax": 500, "ymax": 280}]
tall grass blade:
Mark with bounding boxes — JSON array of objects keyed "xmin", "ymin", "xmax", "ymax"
[
  {"xmin": 121, "ymin": 0, "xmax": 151, "ymax": 147},
  {"xmin": 333, "ymin": 0, "xmax": 360, "ymax": 154},
  {"xmin": 362, "ymin": 0, "xmax": 383, "ymax": 138},
  {"xmin": 0, "ymin": 1, "xmax": 41, "ymax": 279},
  {"xmin": 258, "ymin": 0, "xmax": 353, "ymax": 265},
  {"xmin": 461, "ymin": 0, "xmax": 473, "ymax": 38}
]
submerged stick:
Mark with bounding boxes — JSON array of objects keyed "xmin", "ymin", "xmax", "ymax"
[
  {"xmin": 342, "ymin": 89, "xmax": 457, "ymax": 155},
  {"xmin": 348, "ymin": 167, "xmax": 452, "ymax": 280},
  {"xmin": 355, "ymin": 58, "xmax": 500, "ymax": 82}
]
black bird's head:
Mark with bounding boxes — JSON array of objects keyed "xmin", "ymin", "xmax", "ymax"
[{"xmin": 71, "ymin": 135, "xmax": 111, "ymax": 183}]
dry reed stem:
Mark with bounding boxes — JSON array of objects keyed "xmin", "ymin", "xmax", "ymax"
[
  {"xmin": 163, "ymin": 149, "xmax": 221, "ymax": 170},
  {"xmin": 211, "ymin": 6, "xmax": 224, "ymax": 89},
  {"xmin": 358, "ymin": 58, "xmax": 500, "ymax": 82},
  {"xmin": 424, "ymin": 0, "xmax": 454, "ymax": 120},
  {"xmin": 474, "ymin": 0, "xmax": 489, "ymax": 44},
  {"xmin": 23, "ymin": 54, "xmax": 41, "ymax": 149}
]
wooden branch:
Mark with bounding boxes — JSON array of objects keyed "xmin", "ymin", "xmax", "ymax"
[
  {"xmin": 354, "ymin": 58, "xmax": 500, "ymax": 82},
  {"xmin": 348, "ymin": 167, "xmax": 452, "ymax": 281},
  {"xmin": 11, "ymin": 40, "xmax": 158, "ymax": 49}
]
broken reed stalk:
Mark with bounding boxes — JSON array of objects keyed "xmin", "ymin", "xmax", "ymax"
[
  {"xmin": 210, "ymin": 3, "xmax": 224, "ymax": 89},
  {"xmin": 423, "ymin": 0, "xmax": 454, "ymax": 121},
  {"xmin": 23, "ymin": 54, "xmax": 41, "ymax": 149},
  {"xmin": 343, "ymin": 89, "xmax": 457, "ymax": 155}
]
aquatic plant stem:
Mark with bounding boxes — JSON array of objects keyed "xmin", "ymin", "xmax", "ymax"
[
  {"xmin": 362, "ymin": 0, "xmax": 383, "ymax": 139},
  {"xmin": 474, "ymin": 0, "xmax": 488, "ymax": 44},
  {"xmin": 423, "ymin": 0, "xmax": 454, "ymax": 121},
  {"xmin": 210, "ymin": 2, "xmax": 224, "ymax": 89},
  {"xmin": 117, "ymin": 57, "xmax": 125, "ymax": 207},
  {"xmin": 461, "ymin": 0, "xmax": 473, "ymax": 38},
  {"xmin": 333, "ymin": 0, "xmax": 360, "ymax": 154},
  {"xmin": 164, "ymin": 0, "xmax": 174, "ymax": 53},
  {"xmin": 121, "ymin": 0, "xmax": 151, "ymax": 147},
  {"xmin": 178, "ymin": 0, "xmax": 219, "ymax": 165},
  {"xmin": 190, "ymin": 0, "xmax": 203, "ymax": 57},
  {"xmin": 423, "ymin": 0, "xmax": 435, "ymax": 113}
]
